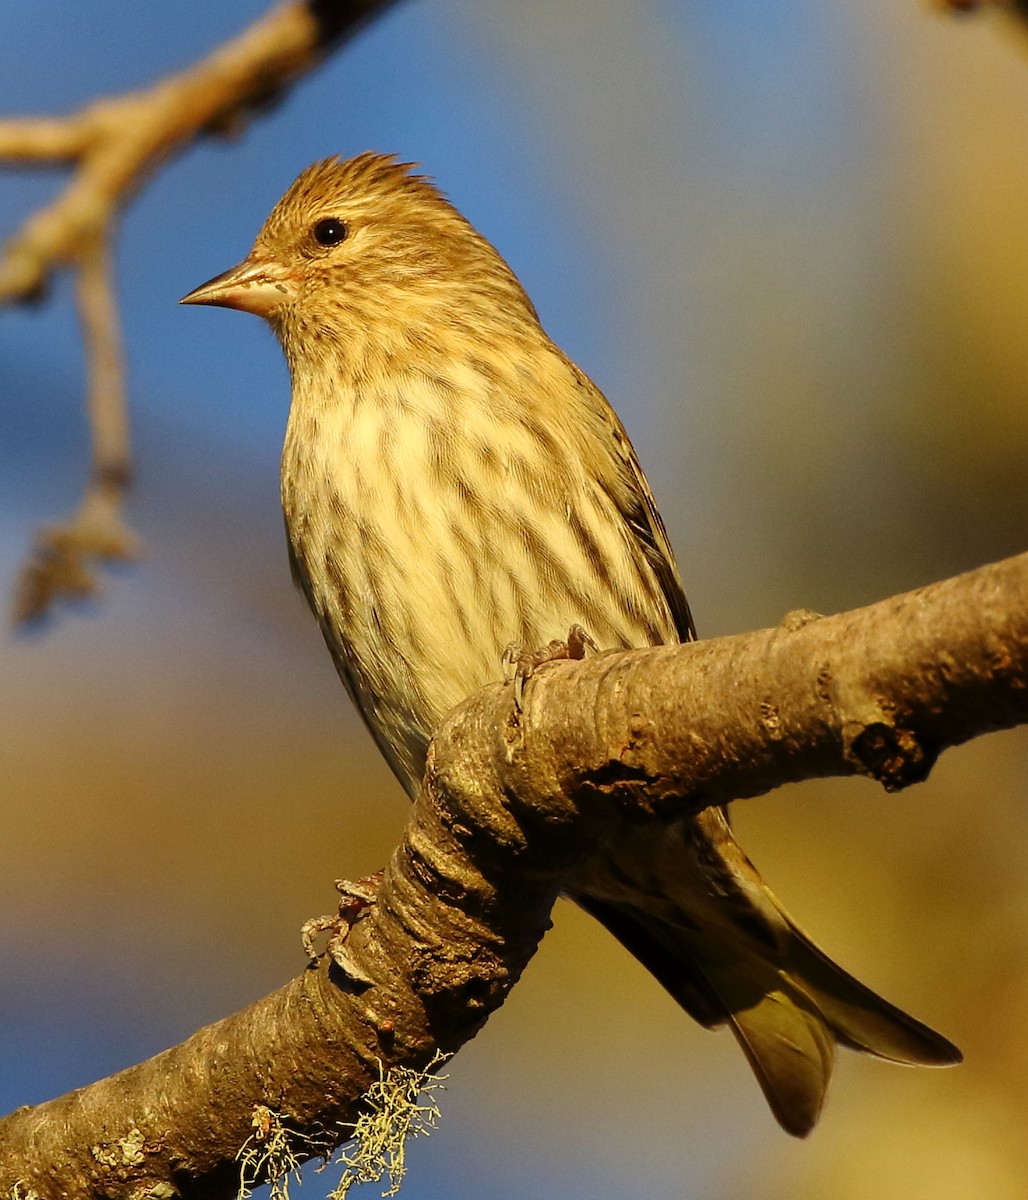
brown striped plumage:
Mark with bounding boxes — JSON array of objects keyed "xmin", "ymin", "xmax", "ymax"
[{"xmin": 182, "ymin": 153, "xmax": 960, "ymax": 1135}]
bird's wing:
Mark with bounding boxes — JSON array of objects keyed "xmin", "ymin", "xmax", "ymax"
[
  {"xmin": 567, "ymin": 360, "xmax": 696, "ymax": 644},
  {"xmin": 609, "ymin": 417, "xmax": 697, "ymax": 643}
]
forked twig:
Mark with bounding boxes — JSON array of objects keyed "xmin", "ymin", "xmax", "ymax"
[{"xmin": 1, "ymin": 0, "xmax": 402, "ymax": 621}]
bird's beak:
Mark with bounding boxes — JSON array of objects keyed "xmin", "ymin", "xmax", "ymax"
[{"xmin": 179, "ymin": 256, "xmax": 295, "ymax": 318}]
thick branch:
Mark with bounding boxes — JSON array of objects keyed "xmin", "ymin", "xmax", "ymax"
[
  {"xmin": 0, "ymin": 553, "xmax": 1024, "ymax": 1199},
  {"xmin": 492, "ymin": 550, "xmax": 1028, "ymax": 811}
]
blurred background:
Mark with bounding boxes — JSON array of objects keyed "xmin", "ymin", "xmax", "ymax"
[{"xmin": 2, "ymin": 1, "xmax": 1028, "ymax": 1197}]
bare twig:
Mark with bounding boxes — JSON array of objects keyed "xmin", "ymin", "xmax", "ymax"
[
  {"xmin": 1, "ymin": 0, "xmax": 403, "ymax": 621},
  {"xmin": 0, "ymin": 552, "xmax": 1024, "ymax": 1200},
  {"xmin": 13, "ymin": 234, "xmax": 138, "ymax": 623}
]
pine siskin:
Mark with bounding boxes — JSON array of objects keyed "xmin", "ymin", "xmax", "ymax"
[{"xmin": 182, "ymin": 153, "xmax": 960, "ymax": 1136}]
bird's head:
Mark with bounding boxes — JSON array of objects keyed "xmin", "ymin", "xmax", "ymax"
[{"xmin": 180, "ymin": 153, "xmax": 537, "ymax": 366}]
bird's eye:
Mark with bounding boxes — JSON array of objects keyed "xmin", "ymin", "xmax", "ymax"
[{"xmin": 312, "ymin": 218, "xmax": 349, "ymax": 247}]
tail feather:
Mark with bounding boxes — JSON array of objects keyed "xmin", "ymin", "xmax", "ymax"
[
  {"xmin": 574, "ymin": 890, "xmax": 959, "ymax": 1138},
  {"xmin": 722, "ymin": 983, "xmax": 836, "ymax": 1137},
  {"xmin": 778, "ymin": 920, "xmax": 962, "ymax": 1067}
]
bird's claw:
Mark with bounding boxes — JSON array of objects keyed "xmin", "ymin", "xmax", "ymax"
[
  {"xmin": 502, "ymin": 623, "xmax": 598, "ymax": 712},
  {"xmin": 300, "ymin": 870, "xmax": 384, "ymax": 984}
]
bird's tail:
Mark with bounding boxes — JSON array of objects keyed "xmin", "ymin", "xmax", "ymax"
[{"xmin": 568, "ymin": 814, "xmax": 961, "ymax": 1137}]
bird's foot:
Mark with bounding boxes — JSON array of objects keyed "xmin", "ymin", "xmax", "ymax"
[
  {"xmin": 300, "ymin": 870, "xmax": 384, "ymax": 984},
  {"xmin": 502, "ymin": 623, "xmax": 598, "ymax": 711}
]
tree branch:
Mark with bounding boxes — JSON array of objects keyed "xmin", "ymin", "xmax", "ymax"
[
  {"xmin": 13, "ymin": 233, "xmax": 140, "ymax": 621},
  {"xmin": 1, "ymin": 552, "xmax": 1024, "ymax": 1199},
  {"xmin": 1, "ymin": 0, "xmax": 403, "ymax": 622}
]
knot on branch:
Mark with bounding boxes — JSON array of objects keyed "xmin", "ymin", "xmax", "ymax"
[
  {"xmin": 845, "ymin": 720, "xmax": 938, "ymax": 791},
  {"xmin": 578, "ymin": 755, "xmax": 661, "ymax": 807},
  {"xmin": 572, "ymin": 711, "xmax": 691, "ymax": 823},
  {"xmin": 778, "ymin": 607, "xmax": 824, "ymax": 633},
  {"xmin": 411, "ymin": 947, "xmax": 509, "ymax": 1027}
]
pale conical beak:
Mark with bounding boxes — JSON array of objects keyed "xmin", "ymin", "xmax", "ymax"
[{"xmin": 179, "ymin": 257, "xmax": 295, "ymax": 318}]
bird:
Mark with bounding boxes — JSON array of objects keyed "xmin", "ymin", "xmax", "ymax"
[{"xmin": 181, "ymin": 152, "xmax": 960, "ymax": 1136}]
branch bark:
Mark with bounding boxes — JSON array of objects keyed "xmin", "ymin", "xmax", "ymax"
[{"xmin": 1, "ymin": 552, "xmax": 1024, "ymax": 1200}]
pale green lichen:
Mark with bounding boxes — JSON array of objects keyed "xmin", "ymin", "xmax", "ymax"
[
  {"xmin": 327, "ymin": 1054, "xmax": 448, "ymax": 1200},
  {"xmin": 236, "ymin": 1055, "xmax": 448, "ymax": 1200},
  {"xmin": 237, "ymin": 1106, "xmax": 319, "ymax": 1200},
  {"xmin": 91, "ymin": 1127, "xmax": 146, "ymax": 1168},
  {"xmin": 10, "ymin": 1181, "xmax": 42, "ymax": 1200}
]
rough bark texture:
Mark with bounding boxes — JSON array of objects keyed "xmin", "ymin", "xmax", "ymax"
[
  {"xmin": 0, "ymin": 552, "xmax": 1025, "ymax": 1199},
  {"xmin": 498, "ymin": 549, "xmax": 1028, "ymax": 812}
]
